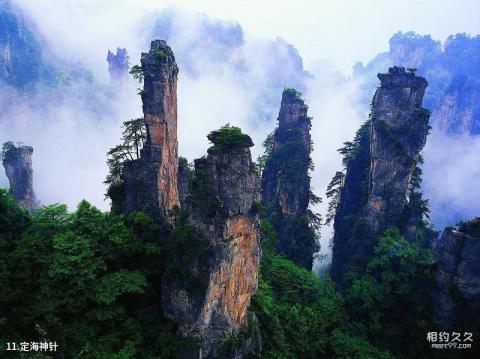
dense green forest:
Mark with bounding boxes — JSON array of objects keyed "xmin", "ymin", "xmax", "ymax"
[{"xmin": 1, "ymin": 184, "xmax": 438, "ymax": 358}]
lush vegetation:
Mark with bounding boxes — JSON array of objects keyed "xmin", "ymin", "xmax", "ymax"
[
  {"xmin": 104, "ymin": 118, "xmax": 146, "ymax": 212},
  {"xmin": 253, "ymin": 220, "xmax": 396, "ymax": 358},
  {"xmin": 1, "ymin": 186, "xmax": 440, "ymax": 357},
  {"xmin": 343, "ymin": 228, "xmax": 435, "ymax": 358},
  {"xmin": 207, "ymin": 124, "xmax": 254, "ymax": 155},
  {"xmin": 0, "ymin": 189, "xmax": 177, "ymax": 357}
]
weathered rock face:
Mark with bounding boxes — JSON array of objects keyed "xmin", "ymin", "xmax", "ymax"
[
  {"xmin": 434, "ymin": 77, "xmax": 480, "ymax": 135},
  {"xmin": 331, "ymin": 67, "xmax": 430, "ymax": 282},
  {"xmin": 122, "ymin": 40, "xmax": 179, "ymax": 219},
  {"xmin": 177, "ymin": 157, "xmax": 189, "ymax": 210},
  {"xmin": 330, "ymin": 122, "xmax": 371, "ymax": 282},
  {"xmin": 2, "ymin": 143, "xmax": 37, "ymax": 212},
  {"xmin": 107, "ymin": 47, "xmax": 129, "ymax": 83},
  {"xmin": 0, "ymin": 1, "xmax": 43, "ymax": 91},
  {"xmin": 356, "ymin": 32, "xmax": 480, "ymax": 136},
  {"xmin": 364, "ymin": 66, "xmax": 429, "ymax": 237},
  {"xmin": 162, "ymin": 141, "xmax": 261, "ymax": 358},
  {"xmin": 434, "ymin": 228, "xmax": 480, "ymax": 332},
  {"xmin": 261, "ymin": 89, "xmax": 316, "ymax": 269},
  {"xmin": 389, "ymin": 32, "xmax": 442, "ymax": 70}
]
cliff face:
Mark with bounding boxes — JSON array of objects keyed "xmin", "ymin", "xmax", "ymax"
[
  {"xmin": 177, "ymin": 157, "xmax": 189, "ymax": 210},
  {"xmin": 356, "ymin": 32, "xmax": 480, "ymax": 136},
  {"xmin": 0, "ymin": 1, "xmax": 44, "ymax": 91},
  {"xmin": 434, "ymin": 228, "xmax": 480, "ymax": 332},
  {"xmin": 331, "ymin": 67, "xmax": 430, "ymax": 282},
  {"xmin": 261, "ymin": 89, "xmax": 317, "ymax": 269},
  {"xmin": 389, "ymin": 32, "xmax": 442, "ymax": 70},
  {"xmin": 364, "ymin": 67, "xmax": 429, "ymax": 237},
  {"xmin": 162, "ymin": 135, "xmax": 261, "ymax": 358},
  {"xmin": 107, "ymin": 48, "xmax": 129, "ymax": 83},
  {"xmin": 434, "ymin": 77, "xmax": 480, "ymax": 135},
  {"xmin": 122, "ymin": 40, "xmax": 179, "ymax": 219},
  {"xmin": 2, "ymin": 143, "xmax": 37, "ymax": 212}
]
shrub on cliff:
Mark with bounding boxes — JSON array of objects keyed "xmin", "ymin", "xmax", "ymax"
[
  {"xmin": 458, "ymin": 217, "xmax": 480, "ymax": 238},
  {"xmin": 207, "ymin": 124, "xmax": 254, "ymax": 155}
]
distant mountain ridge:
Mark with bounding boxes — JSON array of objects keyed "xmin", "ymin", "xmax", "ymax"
[{"xmin": 354, "ymin": 31, "xmax": 480, "ymax": 136}]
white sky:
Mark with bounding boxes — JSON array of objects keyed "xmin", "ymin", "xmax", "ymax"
[{"xmin": 144, "ymin": 0, "xmax": 480, "ymax": 74}]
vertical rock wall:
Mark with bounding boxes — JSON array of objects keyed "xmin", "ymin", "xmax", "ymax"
[
  {"xmin": 434, "ymin": 228, "xmax": 480, "ymax": 332},
  {"xmin": 364, "ymin": 66, "xmax": 429, "ymax": 237},
  {"xmin": 162, "ymin": 137, "xmax": 261, "ymax": 358},
  {"xmin": 107, "ymin": 47, "xmax": 129, "ymax": 83},
  {"xmin": 261, "ymin": 89, "xmax": 316, "ymax": 269},
  {"xmin": 123, "ymin": 40, "xmax": 179, "ymax": 219},
  {"xmin": 331, "ymin": 67, "xmax": 430, "ymax": 282},
  {"xmin": 2, "ymin": 143, "xmax": 37, "ymax": 212}
]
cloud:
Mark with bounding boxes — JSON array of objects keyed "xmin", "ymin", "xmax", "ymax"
[
  {"xmin": 0, "ymin": 81, "xmax": 141, "ymax": 210},
  {"xmin": 1, "ymin": 2, "xmax": 309, "ymax": 211},
  {"xmin": 303, "ymin": 61, "xmax": 368, "ymax": 273},
  {"xmin": 422, "ymin": 130, "xmax": 480, "ymax": 228},
  {"xmin": 3, "ymin": 0, "xmax": 477, "ymax": 270}
]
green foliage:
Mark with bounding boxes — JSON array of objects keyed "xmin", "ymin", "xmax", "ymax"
[
  {"xmin": 189, "ymin": 159, "xmax": 223, "ymax": 218},
  {"xmin": 343, "ymin": 228, "xmax": 435, "ymax": 357},
  {"xmin": 330, "ymin": 330, "xmax": 394, "ymax": 359},
  {"xmin": 1, "ymin": 141, "xmax": 24, "ymax": 161},
  {"xmin": 326, "ymin": 120, "xmax": 370, "ymax": 229},
  {"xmin": 458, "ymin": 217, "xmax": 480, "ymax": 238},
  {"xmin": 0, "ymin": 196, "xmax": 177, "ymax": 358},
  {"xmin": 407, "ymin": 67, "xmax": 417, "ymax": 75},
  {"xmin": 338, "ymin": 120, "xmax": 371, "ymax": 169},
  {"xmin": 325, "ymin": 171, "xmax": 345, "ymax": 225},
  {"xmin": 154, "ymin": 49, "xmax": 166, "ymax": 61},
  {"xmin": 121, "ymin": 118, "xmax": 146, "ymax": 159},
  {"xmin": 104, "ymin": 118, "xmax": 146, "ymax": 204},
  {"xmin": 164, "ymin": 221, "xmax": 213, "ymax": 294},
  {"xmin": 207, "ymin": 123, "xmax": 254, "ymax": 155},
  {"xmin": 283, "ymin": 87, "xmax": 301, "ymax": 97},
  {"xmin": 129, "ymin": 65, "xmax": 144, "ymax": 83},
  {"xmin": 253, "ymin": 245, "xmax": 389, "ymax": 358},
  {"xmin": 256, "ymin": 130, "xmax": 275, "ymax": 175}
]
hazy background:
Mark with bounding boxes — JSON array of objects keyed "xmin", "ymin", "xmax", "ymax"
[{"xmin": 1, "ymin": 0, "xmax": 480, "ymax": 271}]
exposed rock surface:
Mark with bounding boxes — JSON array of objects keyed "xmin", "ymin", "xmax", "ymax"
[
  {"xmin": 261, "ymin": 89, "xmax": 317, "ymax": 269},
  {"xmin": 331, "ymin": 67, "xmax": 430, "ymax": 282},
  {"xmin": 2, "ymin": 143, "xmax": 37, "ymax": 212},
  {"xmin": 434, "ymin": 228, "xmax": 480, "ymax": 332},
  {"xmin": 364, "ymin": 66, "xmax": 429, "ymax": 237},
  {"xmin": 355, "ymin": 32, "xmax": 480, "ymax": 136},
  {"xmin": 107, "ymin": 47, "xmax": 129, "ymax": 83},
  {"xmin": 122, "ymin": 40, "xmax": 179, "ymax": 219},
  {"xmin": 162, "ymin": 136, "xmax": 261, "ymax": 358},
  {"xmin": 0, "ymin": 1, "xmax": 43, "ymax": 91},
  {"xmin": 177, "ymin": 157, "xmax": 189, "ymax": 210},
  {"xmin": 435, "ymin": 77, "xmax": 480, "ymax": 135}
]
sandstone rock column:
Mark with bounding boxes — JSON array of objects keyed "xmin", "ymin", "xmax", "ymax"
[
  {"xmin": 162, "ymin": 130, "xmax": 261, "ymax": 358},
  {"xmin": 364, "ymin": 66, "xmax": 429, "ymax": 238},
  {"xmin": 123, "ymin": 40, "xmax": 179, "ymax": 219},
  {"xmin": 331, "ymin": 66, "xmax": 430, "ymax": 282},
  {"xmin": 107, "ymin": 47, "xmax": 129, "ymax": 83},
  {"xmin": 2, "ymin": 142, "xmax": 37, "ymax": 212},
  {"xmin": 261, "ymin": 89, "xmax": 316, "ymax": 269}
]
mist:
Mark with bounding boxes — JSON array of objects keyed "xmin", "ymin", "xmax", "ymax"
[
  {"xmin": 423, "ymin": 130, "xmax": 480, "ymax": 228},
  {"xmin": 1, "ymin": 0, "xmax": 479, "ymax": 269}
]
